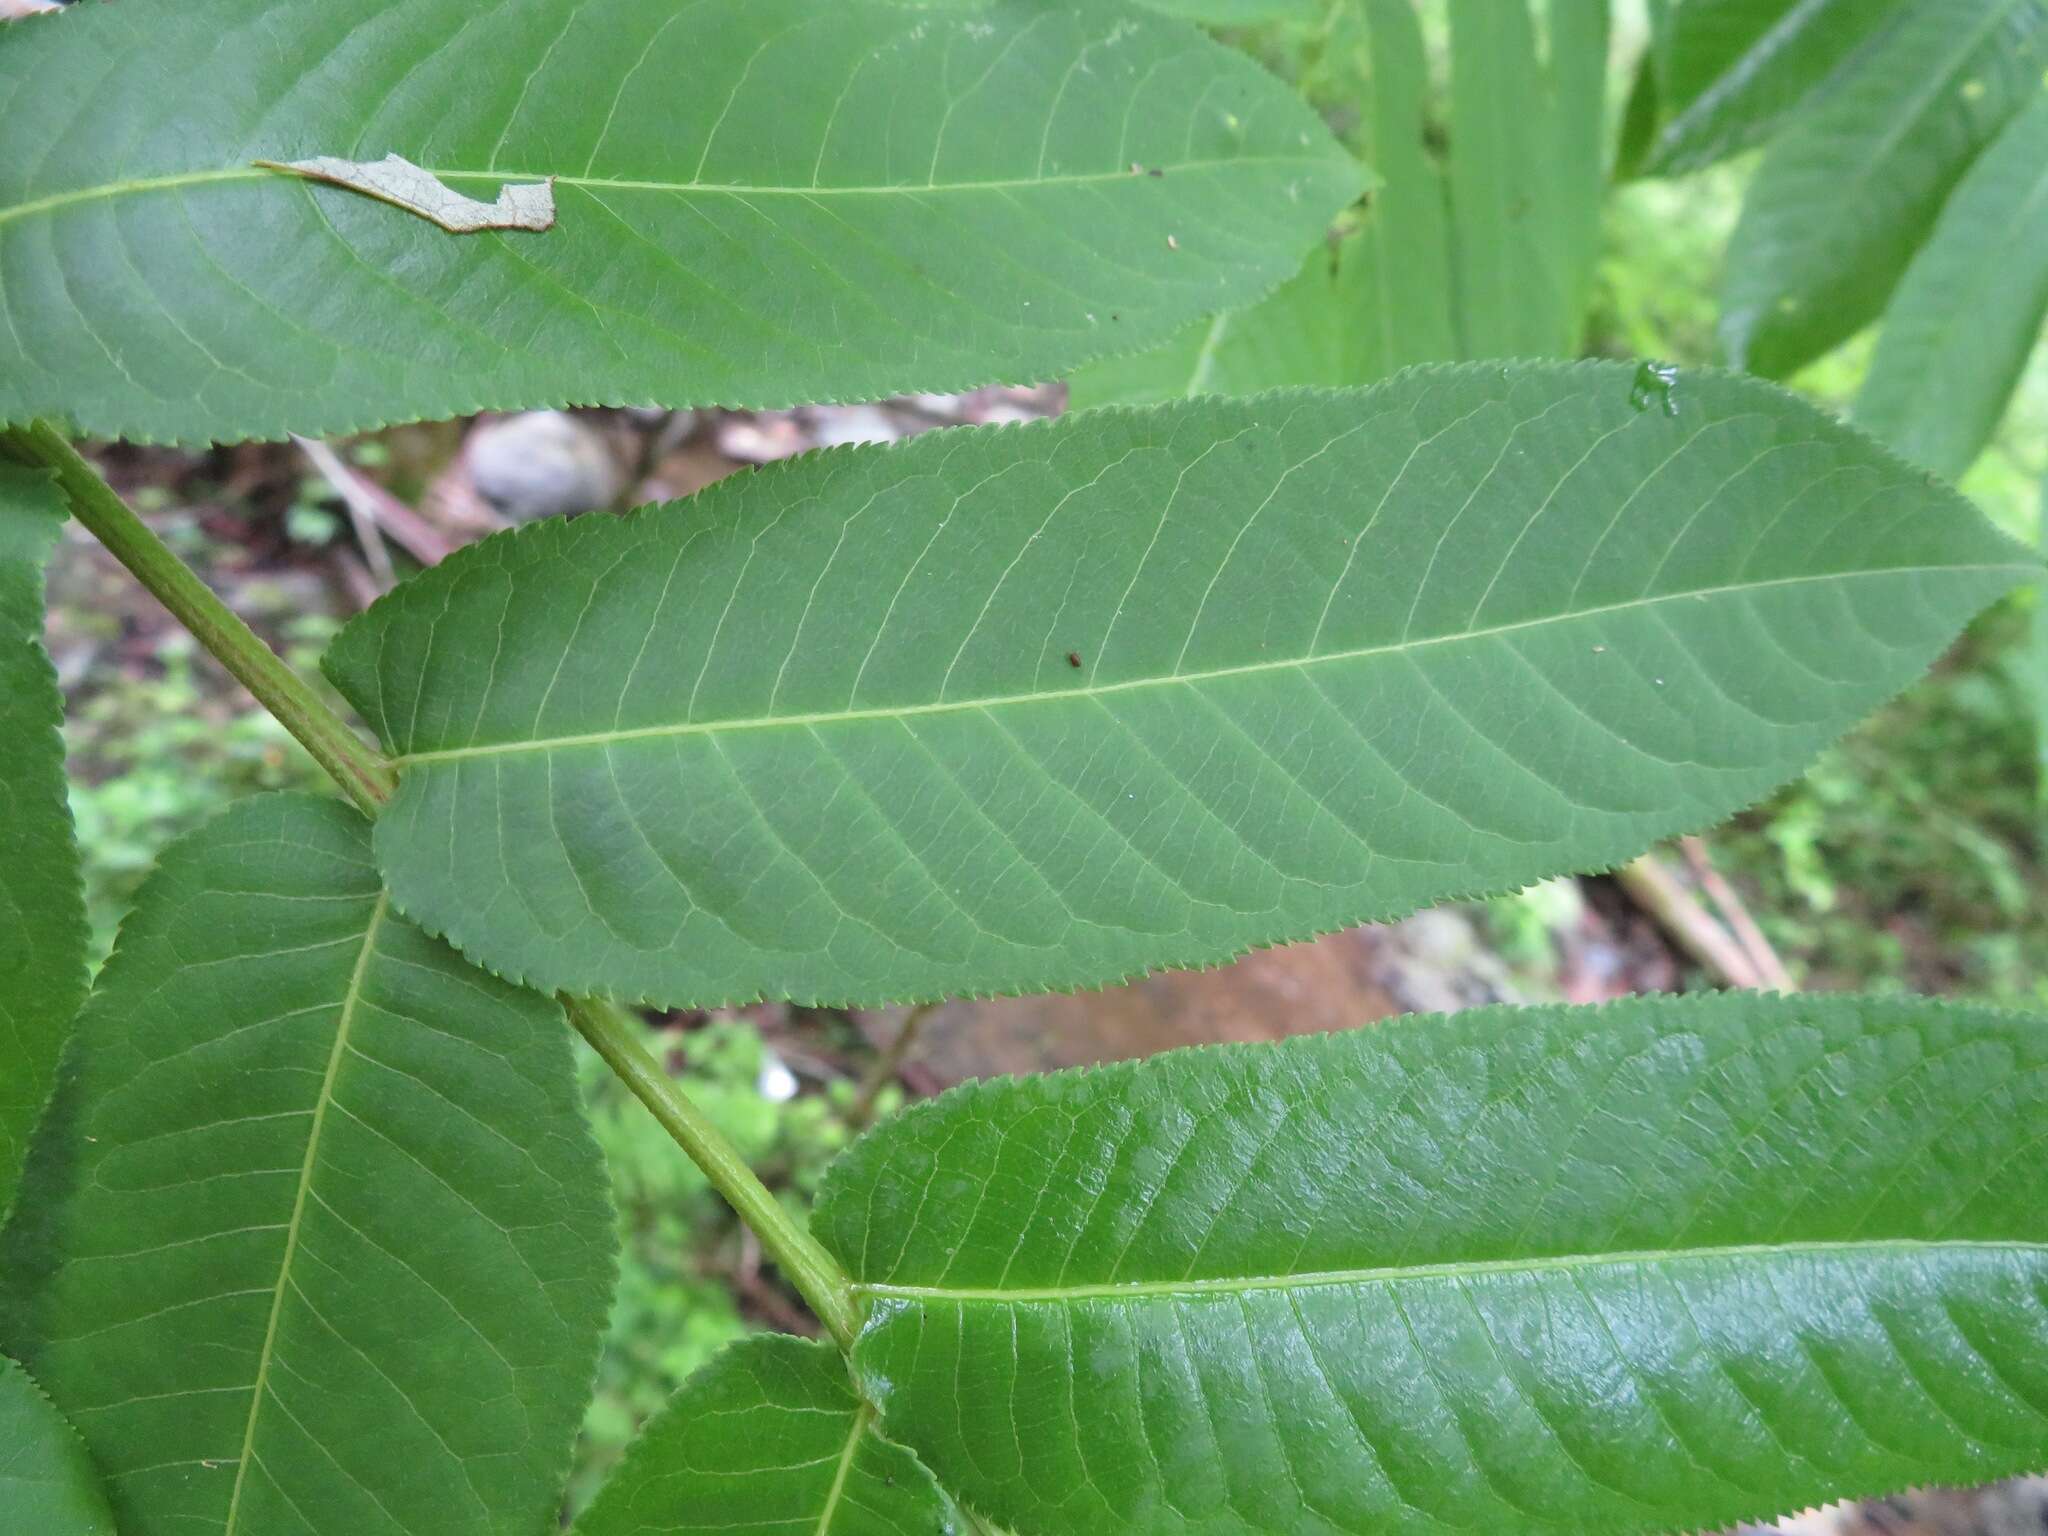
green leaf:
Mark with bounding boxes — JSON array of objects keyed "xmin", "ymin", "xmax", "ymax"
[
  {"xmin": 816, "ymin": 991, "xmax": 2048, "ymax": 1536},
  {"xmin": 0, "ymin": 465, "xmax": 87, "ymax": 1221},
  {"xmin": 0, "ymin": 1355, "xmax": 115, "ymax": 1535},
  {"xmin": 0, "ymin": 0, "xmax": 1358, "ymax": 447},
  {"xmin": 573, "ymin": 1334, "xmax": 959, "ymax": 1536},
  {"xmin": 323, "ymin": 361, "xmax": 2035, "ymax": 1010},
  {"xmin": 1856, "ymin": 89, "xmax": 2048, "ymax": 481},
  {"xmin": 1635, "ymin": 0, "xmax": 1912, "ymax": 177},
  {"xmin": 1444, "ymin": 0, "xmax": 1595, "ymax": 358},
  {"xmin": 0, "ymin": 793, "xmax": 615, "ymax": 1536},
  {"xmin": 1068, "ymin": 0, "xmax": 1601, "ymax": 408},
  {"xmin": 1720, "ymin": 0, "xmax": 2048, "ymax": 378},
  {"xmin": 1070, "ymin": 0, "xmax": 1447, "ymax": 407},
  {"xmin": 1068, "ymin": 233, "xmax": 1372, "ymax": 408},
  {"xmin": 1129, "ymin": 0, "xmax": 1321, "ymax": 20}
]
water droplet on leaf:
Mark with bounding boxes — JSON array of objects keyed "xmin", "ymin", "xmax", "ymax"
[{"xmin": 1629, "ymin": 360, "xmax": 1680, "ymax": 418}]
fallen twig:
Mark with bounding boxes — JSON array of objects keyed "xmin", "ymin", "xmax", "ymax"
[
  {"xmin": 1615, "ymin": 853, "xmax": 1765, "ymax": 990},
  {"xmin": 293, "ymin": 434, "xmax": 455, "ymax": 570},
  {"xmin": 1680, "ymin": 835, "xmax": 1795, "ymax": 991},
  {"xmin": 851, "ymin": 1002, "xmax": 938, "ymax": 1127}
]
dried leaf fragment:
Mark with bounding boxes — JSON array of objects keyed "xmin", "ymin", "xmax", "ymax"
[{"xmin": 253, "ymin": 153, "xmax": 555, "ymax": 234}]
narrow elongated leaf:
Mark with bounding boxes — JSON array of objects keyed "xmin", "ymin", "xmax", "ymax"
[
  {"xmin": 0, "ymin": 0, "xmax": 1358, "ymax": 446},
  {"xmin": 1343, "ymin": 0, "xmax": 1458, "ymax": 369},
  {"xmin": 1542, "ymin": 0, "xmax": 1611, "ymax": 339},
  {"xmin": 0, "ymin": 1355, "xmax": 114, "ymax": 1535},
  {"xmin": 324, "ymin": 362, "xmax": 2035, "ymax": 1010},
  {"xmin": 1636, "ymin": 0, "xmax": 1911, "ymax": 177},
  {"xmin": 0, "ymin": 794, "xmax": 615, "ymax": 1536},
  {"xmin": 0, "ymin": 465, "xmax": 87, "ymax": 1220},
  {"xmin": 1445, "ymin": 0, "xmax": 1578, "ymax": 358},
  {"xmin": 816, "ymin": 992, "xmax": 2048, "ymax": 1536},
  {"xmin": 1720, "ymin": 0, "xmax": 2048, "ymax": 377},
  {"xmin": 1857, "ymin": 90, "xmax": 2048, "ymax": 480},
  {"xmin": 573, "ymin": 1334, "xmax": 958, "ymax": 1536}
]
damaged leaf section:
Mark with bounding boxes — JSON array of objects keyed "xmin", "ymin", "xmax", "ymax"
[{"xmin": 255, "ymin": 153, "xmax": 555, "ymax": 233}]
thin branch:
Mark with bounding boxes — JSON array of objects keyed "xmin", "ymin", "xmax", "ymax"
[
  {"xmin": 1615, "ymin": 852, "xmax": 1764, "ymax": 990},
  {"xmin": 293, "ymin": 434, "xmax": 454, "ymax": 569},
  {"xmin": 566, "ymin": 995, "xmax": 860, "ymax": 1349},
  {"xmin": 852, "ymin": 1002, "xmax": 937, "ymax": 1128},
  {"xmin": 1679, "ymin": 835, "xmax": 1795, "ymax": 991}
]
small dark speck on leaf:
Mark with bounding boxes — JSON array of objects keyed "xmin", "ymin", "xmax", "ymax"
[
  {"xmin": 1067, "ymin": 651, "xmax": 1083, "ymax": 668},
  {"xmin": 1149, "ymin": 166, "xmax": 1164, "ymax": 178}
]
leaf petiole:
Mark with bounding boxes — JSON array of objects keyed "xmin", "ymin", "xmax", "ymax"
[{"xmin": 1, "ymin": 422, "xmax": 864, "ymax": 1351}]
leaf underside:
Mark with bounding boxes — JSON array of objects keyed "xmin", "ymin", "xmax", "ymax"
[
  {"xmin": 816, "ymin": 991, "xmax": 2048, "ymax": 1536},
  {"xmin": 0, "ymin": 466, "xmax": 88, "ymax": 1222},
  {"xmin": 1855, "ymin": 88, "xmax": 2048, "ymax": 481},
  {"xmin": 324, "ymin": 361, "xmax": 2034, "ymax": 1010},
  {"xmin": 0, "ymin": 1354, "xmax": 115, "ymax": 1535},
  {"xmin": 1719, "ymin": 0, "xmax": 2048, "ymax": 377},
  {"xmin": 0, "ymin": 794, "xmax": 616, "ymax": 1536},
  {"xmin": 0, "ymin": 0, "xmax": 1358, "ymax": 445},
  {"xmin": 572, "ymin": 1334, "xmax": 958, "ymax": 1536}
]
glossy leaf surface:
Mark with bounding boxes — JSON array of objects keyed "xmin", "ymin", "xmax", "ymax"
[
  {"xmin": 1720, "ymin": 0, "xmax": 2048, "ymax": 377},
  {"xmin": 0, "ymin": 466, "xmax": 87, "ymax": 1219},
  {"xmin": 818, "ymin": 992, "xmax": 2048, "ymax": 1536},
  {"xmin": 0, "ymin": 0, "xmax": 1357, "ymax": 445},
  {"xmin": 1857, "ymin": 89, "xmax": 2048, "ymax": 480},
  {"xmin": 573, "ymin": 1334, "xmax": 958, "ymax": 1536},
  {"xmin": 325, "ymin": 362, "xmax": 2034, "ymax": 1009},
  {"xmin": 0, "ymin": 794, "xmax": 615, "ymax": 1536},
  {"xmin": 0, "ymin": 1355, "xmax": 114, "ymax": 1535}
]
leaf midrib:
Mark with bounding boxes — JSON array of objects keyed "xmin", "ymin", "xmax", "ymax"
[
  {"xmin": 387, "ymin": 561, "xmax": 2031, "ymax": 766},
  {"xmin": 0, "ymin": 154, "xmax": 1325, "ymax": 234},
  {"xmin": 220, "ymin": 893, "xmax": 386, "ymax": 1536},
  {"xmin": 813, "ymin": 1404, "xmax": 872, "ymax": 1536},
  {"xmin": 851, "ymin": 1236, "xmax": 2048, "ymax": 1306}
]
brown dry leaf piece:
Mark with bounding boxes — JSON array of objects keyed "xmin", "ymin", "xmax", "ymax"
[{"xmin": 253, "ymin": 153, "xmax": 555, "ymax": 233}]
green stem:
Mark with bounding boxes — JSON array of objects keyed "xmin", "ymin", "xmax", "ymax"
[
  {"xmin": 565, "ymin": 994, "xmax": 861, "ymax": 1350},
  {"xmin": 7, "ymin": 422, "xmax": 864, "ymax": 1349},
  {"xmin": 2, "ymin": 420, "xmax": 396, "ymax": 816}
]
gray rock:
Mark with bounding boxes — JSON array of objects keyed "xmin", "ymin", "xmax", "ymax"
[
  {"xmin": 467, "ymin": 411, "xmax": 624, "ymax": 521},
  {"xmin": 806, "ymin": 404, "xmax": 903, "ymax": 449}
]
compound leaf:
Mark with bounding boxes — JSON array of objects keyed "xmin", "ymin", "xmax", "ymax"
[
  {"xmin": 816, "ymin": 991, "xmax": 2048, "ymax": 1536},
  {"xmin": 1856, "ymin": 88, "xmax": 2048, "ymax": 481},
  {"xmin": 0, "ymin": 465, "xmax": 87, "ymax": 1221},
  {"xmin": 0, "ymin": 794, "xmax": 615, "ymax": 1536},
  {"xmin": 0, "ymin": 0, "xmax": 1357, "ymax": 445},
  {"xmin": 323, "ymin": 361, "xmax": 2034, "ymax": 1010},
  {"xmin": 573, "ymin": 1334, "xmax": 959, "ymax": 1536},
  {"xmin": 0, "ymin": 1354, "xmax": 114, "ymax": 1535},
  {"xmin": 1720, "ymin": 0, "xmax": 2048, "ymax": 377}
]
